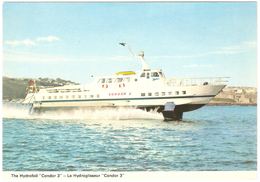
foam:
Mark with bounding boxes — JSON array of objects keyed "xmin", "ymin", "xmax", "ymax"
[{"xmin": 2, "ymin": 103, "xmax": 163, "ymax": 120}]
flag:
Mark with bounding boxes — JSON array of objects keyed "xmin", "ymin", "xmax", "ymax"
[{"xmin": 29, "ymin": 80, "xmax": 34, "ymax": 83}]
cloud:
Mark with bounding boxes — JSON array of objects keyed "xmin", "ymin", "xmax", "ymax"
[
  {"xmin": 183, "ymin": 64, "xmax": 198, "ymax": 68},
  {"xmin": 220, "ymin": 41, "xmax": 256, "ymax": 51},
  {"xmin": 2, "ymin": 49, "xmax": 135, "ymax": 63},
  {"xmin": 5, "ymin": 39, "xmax": 35, "ymax": 46},
  {"xmin": 243, "ymin": 41, "xmax": 257, "ymax": 48},
  {"xmin": 183, "ymin": 64, "xmax": 213, "ymax": 68},
  {"xmin": 150, "ymin": 55, "xmax": 197, "ymax": 59},
  {"xmin": 205, "ymin": 41, "xmax": 257, "ymax": 55},
  {"xmin": 36, "ymin": 36, "xmax": 60, "ymax": 42},
  {"xmin": 4, "ymin": 35, "xmax": 61, "ymax": 47},
  {"xmin": 5, "ymin": 40, "xmax": 20, "ymax": 46},
  {"xmin": 152, "ymin": 41, "xmax": 257, "ymax": 60},
  {"xmin": 21, "ymin": 39, "xmax": 35, "ymax": 46},
  {"xmin": 2, "ymin": 49, "xmax": 93, "ymax": 62}
]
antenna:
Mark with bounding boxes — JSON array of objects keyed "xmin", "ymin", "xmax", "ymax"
[
  {"xmin": 128, "ymin": 46, "xmax": 137, "ymax": 57},
  {"xmin": 128, "ymin": 46, "xmax": 150, "ymax": 71}
]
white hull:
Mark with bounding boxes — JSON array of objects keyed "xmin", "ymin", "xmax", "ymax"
[{"xmin": 23, "ymin": 84, "xmax": 225, "ymax": 113}]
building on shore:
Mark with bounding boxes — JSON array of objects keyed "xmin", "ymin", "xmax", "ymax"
[{"xmin": 214, "ymin": 87, "xmax": 257, "ymax": 104}]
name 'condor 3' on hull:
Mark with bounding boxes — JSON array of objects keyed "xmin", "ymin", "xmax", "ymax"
[{"xmin": 21, "ymin": 45, "xmax": 229, "ymax": 121}]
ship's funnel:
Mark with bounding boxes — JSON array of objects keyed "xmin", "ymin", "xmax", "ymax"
[{"xmin": 128, "ymin": 46, "xmax": 150, "ymax": 71}]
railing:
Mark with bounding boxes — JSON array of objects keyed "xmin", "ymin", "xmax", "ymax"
[
  {"xmin": 27, "ymin": 86, "xmax": 44, "ymax": 93},
  {"xmin": 166, "ymin": 77, "xmax": 229, "ymax": 86}
]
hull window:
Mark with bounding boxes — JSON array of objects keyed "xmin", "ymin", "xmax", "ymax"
[
  {"xmin": 182, "ymin": 91, "xmax": 186, "ymax": 94},
  {"xmin": 168, "ymin": 92, "xmax": 172, "ymax": 95},
  {"xmin": 66, "ymin": 95, "xmax": 69, "ymax": 99},
  {"xmin": 42, "ymin": 96, "xmax": 45, "ymax": 100},
  {"xmin": 115, "ymin": 78, "xmax": 123, "ymax": 83},
  {"xmin": 59, "ymin": 96, "xmax": 63, "ymax": 99},
  {"xmin": 155, "ymin": 92, "xmax": 159, "ymax": 96},
  {"xmin": 48, "ymin": 96, "xmax": 51, "ymax": 99},
  {"xmin": 97, "ymin": 94, "xmax": 100, "ymax": 98},
  {"xmin": 148, "ymin": 93, "xmax": 152, "ymax": 96},
  {"xmin": 124, "ymin": 77, "xmax": 131, "ymax": 82},
  {"xmin": 141, "ymin": 93, "xmax": 145, "ymax": 96},
  {"xmin": 106, "ymin": 78, "xmax": 114, "ymax": 83},
  {"xmin": 90, "ymin": 95, "xmax": 94, "ymax": 98},
  {"xmin": 72, "ymin": 95, "xmax": 75, "ymax": 99},
  {"xmin": 54, "ymin": 96, "xmax": 57, "ymax": 99},
  {"xmin": 161, "ymin": 92, "xmax": 165, "ymax": 96},
  {"xmin": 98, "ymin": 78, "xmax": 106, "ymax": 83},
  {"xmin": 175, "ymin": 91, "xmax": 179, "ymax": 95},
  {"xmin": 84, "ymin": 95, "xmax": 87, "ymax": 98},
  {"xmin": 78, "ymin": 95, "xmax": 81, "ymax": 98}
]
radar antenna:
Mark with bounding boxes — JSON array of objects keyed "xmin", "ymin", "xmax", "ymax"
[{"xmin": 128, "ymin": 46, "xmax": 150, "ymax": 71}]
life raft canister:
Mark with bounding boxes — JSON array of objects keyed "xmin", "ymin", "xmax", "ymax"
[
  {"xmin": 102, "ymin": 84, "xmax": 108, "ymax": 88},
  {"xmin": 119, "ymin": 83, "xmax": 125, "ymax": 88}
]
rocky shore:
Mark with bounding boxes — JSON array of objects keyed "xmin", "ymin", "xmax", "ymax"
[
  {"xmin": 206, "ymin": 102, "xmax": 257, "ymax": 106},
  {"xmin": 207, "ymin": 87, "xmax": 257, "ymax": 106}
]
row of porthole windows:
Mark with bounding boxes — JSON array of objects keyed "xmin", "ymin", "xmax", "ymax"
[
  {"xmin": 42, "ymin": 94, "xmax": 100, "ymax": 100},
  {"xmin": 141, "ymin": 91, "xmax": 186, "ymax": 97}
]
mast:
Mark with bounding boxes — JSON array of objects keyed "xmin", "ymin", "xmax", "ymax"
[{"xmin": 128, "ymin": 46, "xmax": 150, "ymax": 71}]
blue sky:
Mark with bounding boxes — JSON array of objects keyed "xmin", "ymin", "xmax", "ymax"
[{"xmin": 2, "ymin": 2, "xmax": 257, "ymax": 87}]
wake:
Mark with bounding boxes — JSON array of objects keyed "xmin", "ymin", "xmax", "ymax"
[{"xmin": 2, "ymin": 103, "xmax": 163, "ymax": 120}]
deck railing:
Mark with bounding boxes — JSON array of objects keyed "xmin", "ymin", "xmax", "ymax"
[{"xmin": 166, "ymin": 77, "xmax": 229, "ymax": 86}]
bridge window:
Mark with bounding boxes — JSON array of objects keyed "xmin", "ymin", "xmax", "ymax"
[
  {"xmin": 146, "ymin": 72, "xmax": 150, "ymax": 79},
  {"xmin": 175, "ymin": 91, "xmax": 179, "ymax": 95},
  {"xmin": 151, "ymin": 72, "xmax": 159, "ymax": 77},
  {"xmin": 140, "ymin": 73, "xmax": 145, "ymax": 77},
  {"xmin": 159, "ymin": 71, "xmax": 163, "ymax": 76}
]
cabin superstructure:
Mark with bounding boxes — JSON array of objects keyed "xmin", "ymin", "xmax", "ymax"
[{"xmin": 21, "ymin": 45, "xmax": 228, "ymax": 121}]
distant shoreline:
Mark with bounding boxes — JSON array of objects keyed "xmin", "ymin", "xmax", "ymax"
[{"xmin": 206, "ymin": 102, "xmax": 257, "ymax": 106}]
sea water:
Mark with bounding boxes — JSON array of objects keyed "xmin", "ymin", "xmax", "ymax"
[{"xmin": 2, "ymin": 103, "xmax": 257, "ymax": 171}]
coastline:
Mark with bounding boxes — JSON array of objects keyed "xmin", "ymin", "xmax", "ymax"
[{"xmin": 206, "ymin": 102, "xmax": 257, "ymax": 106}]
